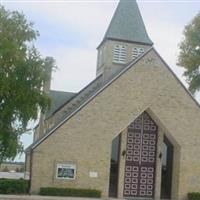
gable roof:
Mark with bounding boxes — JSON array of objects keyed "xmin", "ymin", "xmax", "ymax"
[
  {"xmin": 46, "ymin": 90, "xmax": 76, "ymax": 118},
  {"xmin": 102, "ymin": 0, "xmax": 153, "ymax": 45},
  {"xmin": 25, "ymin": 75, "xmax": 104, "ymax": 152},
  {"xmin": 46, "ymin": 75, "xmax": 103, "ymax": 121},
  {"xmin": 27, "ymin": 48, "xmax": 200, "ymax": 152}
]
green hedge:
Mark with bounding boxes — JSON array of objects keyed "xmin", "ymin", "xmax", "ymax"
[
  {"xmin": 40, "ymin": 187, "xmax": 101, "ymax": 198},
  {"xmin": 188, "ymin": 193, "xmax": 200, "ymax": 200},
  {"xmin": 0, "ymin": 178, "xmax": 29, "ymax": 194}
]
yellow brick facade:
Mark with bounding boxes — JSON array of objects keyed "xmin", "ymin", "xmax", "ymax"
[{"xmin": 29, "ymin": 49, "xmax": 200, "ymax": 200}]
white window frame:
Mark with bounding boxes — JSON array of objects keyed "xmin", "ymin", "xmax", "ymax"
[
  {"xmin": 132, "ymin": 47, "xmax": 144, "ymax": 60},
  {"xmin": 113, "ymin": 45, "xmax": 127, "ymax": 64},
  {"xmin": 56, "ymin": 164, "xmax": 76, "ymax": 180}
]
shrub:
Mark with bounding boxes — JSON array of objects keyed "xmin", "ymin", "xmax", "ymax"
[
  {"xmin": 188, "ymin": 193, "xmax": 200, "ymax": 200},
  {"xmin": 0, "ymin": 178, "xmax": 29, "ymax": 194},
  {"xmin": 40, "ymin": 187, "xmax": 101, "ymax": 198}
]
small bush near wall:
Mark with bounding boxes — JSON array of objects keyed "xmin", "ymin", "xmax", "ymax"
[
  {"xmin": 188, "ymin": 193, "xmax": 200, "ymax": 200},
  {"xmin": 40, "ymin": 187, "xmax": 101, "ymax": 198},
  {"xmin": 0, "ymin": 178, "xmax": 29, "ymax": 194}
]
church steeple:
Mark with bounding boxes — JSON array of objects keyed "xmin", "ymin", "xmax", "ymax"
[
  {"xmin": 103, "ymin": 0, "xmax": 152, "ymax": 45},
  {"xmin": 96, "ymin": 0, "xmax": 153, "ymax": 80}
]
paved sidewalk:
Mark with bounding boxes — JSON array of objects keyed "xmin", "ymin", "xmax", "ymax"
[{"xmin": 0, "ymin": 195, "xmax": 122, "ymax": 200}]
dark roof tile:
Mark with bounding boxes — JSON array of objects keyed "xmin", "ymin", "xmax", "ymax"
[
  {"xmin": 46, "ymin": 90, "xmax": 76, "ymax": 118},
  {"xmin": 103, "ymin": 0, "xmax": 152, "ymax": 45}
]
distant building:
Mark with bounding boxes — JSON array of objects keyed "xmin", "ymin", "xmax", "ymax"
[
  {"xmin": 0, "ymin": 162, "xmax": 26, "ymax": 180},
  {"xmin": 26, "ymin": 0, "xmax": 200, "ymax": 199},
  {"xmin": 0, "ymin": 162, "xmax": 24, "ymax": 173}
]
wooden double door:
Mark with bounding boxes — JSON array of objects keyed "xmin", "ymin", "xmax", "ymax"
[{"xmin": 123, "ymin": 112, "xmax": 158, "ymax": 199}]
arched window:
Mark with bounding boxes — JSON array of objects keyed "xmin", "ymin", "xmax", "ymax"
[
  {"xmin": 113, "ymin": 45, "xmax": 127, "ymax": 64},
  {"xmin": 132, "ymin": 47, "xmax": 144, "ymax": 60}
]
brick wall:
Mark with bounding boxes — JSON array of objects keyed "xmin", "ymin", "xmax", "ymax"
[{"xmin": 30, "ymin": 49, "xmax": 200, "ymax": 200}]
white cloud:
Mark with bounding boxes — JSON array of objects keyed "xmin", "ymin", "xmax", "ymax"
[
  {"xmin": 3, "ymin": 1, "xmax": 189, "ymax": 88},
  {"xmin": 4, "ymin": 1, "xmax": 117, "ymax": 43},
  {"xmin": 3, "ymin": 1, "xmax": 118, "ymax": 92},
  {"xmin": 42, "ymin": 46, "xmax": 97, "ymax": 92},
  {"xmin": 147, "ymin": 19, "xmax": 186, "ymax": 83}
]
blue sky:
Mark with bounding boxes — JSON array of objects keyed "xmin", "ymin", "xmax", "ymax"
[{"xmin": 2, "ymin": 0, "xmax": 200, "ymax": 161}]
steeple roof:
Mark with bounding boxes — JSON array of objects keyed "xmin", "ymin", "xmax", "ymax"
[{"xmin": 102, "ymin": 0, "xmax": 153, "ymax": 45}]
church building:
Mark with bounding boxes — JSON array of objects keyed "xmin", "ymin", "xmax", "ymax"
[{"xmin": 26, "ymin": 1, "xmax": 200, "ymax": 199}]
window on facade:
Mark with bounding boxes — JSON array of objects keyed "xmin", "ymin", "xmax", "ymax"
[
  {"xmin": 98, "ymin": 49, "xmax": 103, "ymax": 67},
  {"xmin": 56, "ymin": 164, "xmax": 76, "ymax": 180},
  {"xmin": 113, "ymin": 45, "xmax": 127, "ymax": 64},
  {"xmin": 132, "ymin": 47, "xmax": 144, "ymax": 60}
]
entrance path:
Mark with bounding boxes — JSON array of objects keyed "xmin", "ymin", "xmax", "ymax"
[{"xmin": 0, "ymin": 195, "xmax": 123, "ymax": 200}]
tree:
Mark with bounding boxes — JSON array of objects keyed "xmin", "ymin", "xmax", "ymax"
[
  {"xmin": 177, "ymin": 12, "xmax": 200, "ymax": 94},
  {"xmin": 0, "ymin": 6, "xmax": 56, "ymax": 161}
]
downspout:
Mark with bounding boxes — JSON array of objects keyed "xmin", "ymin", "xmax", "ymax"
[{"xmin": 29, "ymin": 149, "xmax": 33, "ymax": 194}]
